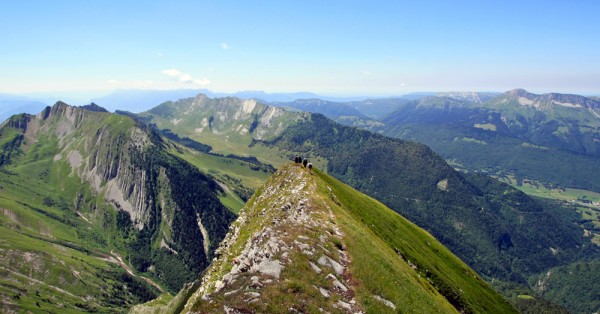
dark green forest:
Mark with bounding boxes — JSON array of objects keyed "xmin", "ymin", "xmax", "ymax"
[
  {"xmin": 119, "ymin": 129, "xmax": 236, "ymax": 292},
  {"xmin": 381, "ymin": 105, "xmax": 600, "ymax": 192}
]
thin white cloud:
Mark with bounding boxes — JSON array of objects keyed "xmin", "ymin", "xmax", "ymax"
[
  {"xmin": 178, "ymin": 74, "xmax": 192, "ymax": 82},
  {"xmin": 362, "ymin": 70, "xmax": 373, "ymax": 76},
  {"xmin": 162, "ymin": 69, "xmax": 182, "ymax": 77},
  {"xmin": 161, "ymin": 69, "xmax": 211, "ymax": 86},
  {"xmin": 220, "ymin": 42, "xmax": 230, "ymax": 50}
]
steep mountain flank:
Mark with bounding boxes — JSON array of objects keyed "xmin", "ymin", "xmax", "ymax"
[
  {"xmin": 265, "ymin": 114, "xmax": 596, "ymax": 281},
  {"xmin": 139, "ymin": 94, "xmax": 598, "ymax": 311},
  {"xmin": 133, "ymin": 164, "xmax": 515, "ymax": 313},
  {"xmin": 139, "ymin": 94, "xmax": 307, "ymax": 159},
  {"xmin": 381, "ymin": 90, "xmax": 600, "ymax": 191},
  {"xmin": 0, "ymin": 102, "xmax": 235, "ymax": 311},
  {"xmin": 484, "ymin": 89, "xmax": 600, "ymax": 156}
]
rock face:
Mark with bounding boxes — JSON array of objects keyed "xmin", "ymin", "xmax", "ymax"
[
  {"xmin": 135, "ymin": 164, "xmax": 516, "ymax": 313},
  {"xmin": 504, "ymin": 88, "xmax": 600, "ymax": 111},
  {"xmin": 80, "ymin": 102, "xmax": 109, "ymax": 112},
  {"xmin": 3, "ymin": 102, "xmax": 236, "ymax": 292},
  {"xmin": 144, "ymin": 94, "xmax": 306, "ymax": 141},
  {"xmin": 139, "ymin": 94, "xmax": 308, "ymax": 158}
]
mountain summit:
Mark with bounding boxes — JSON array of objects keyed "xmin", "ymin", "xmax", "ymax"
[
  {"xmin": 133, "ymin": 164, "xmax": 515, "ymax": 313},
  {"xmin": 499, "ymin": 88, "xmax": 600, "ymax": 112},
  {"xmin": 0, "ymin": 102, "xmax": 236, "ymax": 311}
]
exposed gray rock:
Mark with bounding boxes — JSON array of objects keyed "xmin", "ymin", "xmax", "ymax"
[
  {"xmin": 294, "ymin": 240, "xmax": 310, "ymax": 251},
  {"xmin": 181, "ymin": 166, "xmax": 361, "ymax": 312},
  {"xmin": 373, "ymin": 295, "xmax": 396, "ymax": 310},
  {"xmin": 326, "ymin": 273, "xmax": 348, "ymax": 292},
  {"xmin": 252, "ymin": 259, "xmax": 282, "ymax": 279},
  {"xmin": 309, "ymin": 261, "xmax": 322, "ymax": 274},
  {"xmin": 318, "ymin": 255, "xmax": 344, "ymax": 275},
  {"xmin": 245, "ymin": 292, "xmax": 261, "ymax": 298},
  {"xmin": 224, "ymin": 288, "xmax": 241, "ymax": 296},
  {"xmin": 335, "ymin": 300, "xmax": 352, "ymax": 310}
]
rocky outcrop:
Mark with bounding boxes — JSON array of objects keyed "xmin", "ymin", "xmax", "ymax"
[
  {"xmin": 44, "ymin": 102, "xmax": 155, "ymax": 228},
  {"xmin": 132, "ymin": 161, "xmax": 518, "ymax": 313},
  {"xmin": 503, "ymin": 88, "xmax": 600, "ymax": 111},
  {"xmin": 142, "ymin": 94, "xmax": 308, "ymax": 145},
  {"xmin": 80, "ymin": 102, "xmax": 109, "ymax": 113},
  {"xmin": 14, "ymin": 102, "xmax": 235, "ymax": 291},
  {"xmin": 149, "ymin": 165, "xmax": 364, "ymax": 313}
]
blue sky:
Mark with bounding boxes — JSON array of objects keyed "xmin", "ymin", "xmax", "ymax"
[{"xmin": 1, "ymin": 1, "xmax": 599, "ymax": 97}]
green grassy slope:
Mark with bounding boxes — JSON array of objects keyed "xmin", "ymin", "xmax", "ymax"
[
  {"xmin": 0, "ymin": 118, "xmax": 161, "ymax": 312},
  {"xmin": 138, "ymin": 94, "xmax": 304, "ymax": 166},
  {"xmin": 0, "ymin": 103, "xmax": 239, "ymax": 311},
  {"xmin": 137, "ymin": 164, "xmax": 515, "ymax": 313},
  {"xmin": 169, "ymin": 146, "xmax": 273, "ymax": 213},
  {"xmin": 314, "ymin": 167, "xmax": 515, "ymax": 313},
  {"xmin": 380, "ymin": 91, "xmax": 600, "ymax": 192}
]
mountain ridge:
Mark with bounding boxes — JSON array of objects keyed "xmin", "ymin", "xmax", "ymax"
[
  {"xmin": 136, "ymin": 94, "xmax": 598, "ymax": 312},
  {"xmin": 0, "ymin": 102, "xmax": 237, "ymax": 311},
  {"xmin": 133, "ymin": 164, "xmax": 515, "ymax": 313},
  {"xmin": 495, "ymin": 88, "xmax": 600, "ymax": 112},
  {"xmin": 381, "ymin": 89, "xmax": 600, "ymax": 191}
]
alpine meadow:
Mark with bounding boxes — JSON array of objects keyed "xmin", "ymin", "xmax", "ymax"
[{"xmin": 1, "ymin": 1, "xmax": 599, "ymax": 313}]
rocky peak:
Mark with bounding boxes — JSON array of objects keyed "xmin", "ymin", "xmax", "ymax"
[
  {"xmin": 500, "ymin": 89, "xmax": 600, "ymax": 112},
  {"xmin": 80, "ymin": 102, "xmax": 109, "ymax": 112},
  {"xmin": 506, "ymin": 88, "xmax": 536, "ymax": 99},
  {"xmin": 194, "ymin": 93, "xmax": 209, "ymax": 102},
  {"xmin": 541, "ymin": 92, "xmax": 600, "ymax": 110},
  {"xmin": 435, "ymin": 91, "xmax": 495, "ymax": 104},
  {"xmin": 1, "ymin": 113, "xmax": 32, "ymax": 131},
  {"xmin": 48, "ymin": 101, "xmax": 85, "ymax": 119}
]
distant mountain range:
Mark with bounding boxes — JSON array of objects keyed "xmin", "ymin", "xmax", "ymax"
[
  {"xmin": 0, "ymin": 94, "xmax": 49, "ymax": 123},
  {"xmin": 4, "ymin": 88, "xmax": 599, "ymax": 193},
  {"xmin": 1, "ymin": 89, "xmax": 426, "ymax": 123},
  {"xmin": 271, "ymin": 89, "xmax": 600, "ymax": 193},
  {"xmin": 435, "ymin": 91, "xmax": 500, "ymax": 103},
  {"xmin": 2, "ymin": 92, "xmax": 598, "ymax": 312},
  {"xmin": 91, "ymin": 89, "xmax": 380, "ymax": 114},
  {"xmin": 379, "ymin": 89, "xmax": 600, "ymax": 192},
  {"xmin": 136, "ymin": 94, "xmax": 598, "ymax": 312}
]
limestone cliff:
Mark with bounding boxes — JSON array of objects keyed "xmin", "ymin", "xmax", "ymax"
[{"xmin": 3, "ymin": 102, "xmax": 236, "ymax": 292}]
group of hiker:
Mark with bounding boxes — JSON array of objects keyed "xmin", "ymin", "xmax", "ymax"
[{"xmin": 294, "ymin": 155, "xmax": 313, "ymax": 174}]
